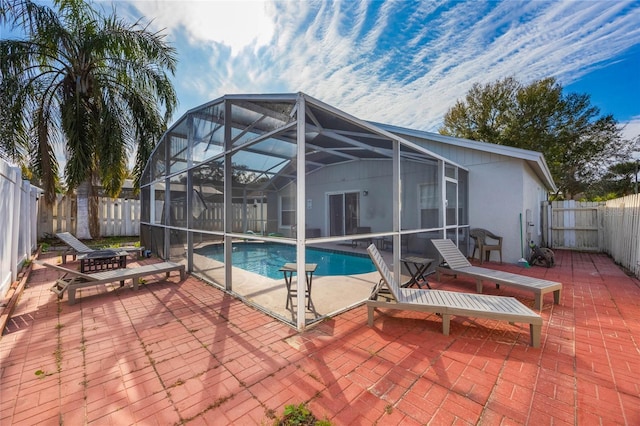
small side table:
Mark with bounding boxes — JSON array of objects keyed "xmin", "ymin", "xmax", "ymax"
[
  {"xmin": 280, "ymin": 263, "xmax": 318, "ymax": 311},
  {"xmin": 78, "ymin": 250, "xmax": 128, "ymax": 273},
  {"xmin": 400, "ymin": 256, "xmax": 434, "ymax": 289}
]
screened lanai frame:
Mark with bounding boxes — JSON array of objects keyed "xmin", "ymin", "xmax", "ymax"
[{"xmin": 140, "ymin": 93, "xmax": 469, "ymax": 330}]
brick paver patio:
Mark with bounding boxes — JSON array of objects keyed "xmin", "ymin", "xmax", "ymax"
[{"xmin": 1, "ymin": 249, "xmax": 639, "ymax": 425}]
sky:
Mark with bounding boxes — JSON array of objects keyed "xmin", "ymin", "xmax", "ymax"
[
  {"xmin": 3, "ymin": 0, "xmax": 640, "ymax": 143},
  {"xmin": 103, "ymin": 0, "xmax": 640, "ymax": 143}
]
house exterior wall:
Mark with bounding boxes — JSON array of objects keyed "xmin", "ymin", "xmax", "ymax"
[
  {"xmin": 522, "ymin": 163, "xmax": 548, "ymax": 247},
  {"xmin": 276, "ymin": 158, "xmax": 446, "ymax": 239},
  {"xmin": 304, "ymin": 159, "xmax": 393, "ymax": 236},
  {"xmin": 467, "ymin": 158, "xmax": 525, "ymax": 262},
  {"xmin": 397, "ymin": 133, "xmax": 549, "ymax": 263}
]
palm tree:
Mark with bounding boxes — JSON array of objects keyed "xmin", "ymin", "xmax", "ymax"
[{"xmin": 0, "ymin": 0, "xmax": 177, "ymax": 238}]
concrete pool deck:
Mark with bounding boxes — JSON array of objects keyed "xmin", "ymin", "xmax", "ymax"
[
  {"xmin": 227, "ymin": 269, "xmax": 379, "ymax": 324},
  {"xmin": 190, "ymin": 242, "xmax": 397, "ymax": 325},
  {"xmin": 2, "ymin": 249, "xmax": 639, "ymax": 424}
]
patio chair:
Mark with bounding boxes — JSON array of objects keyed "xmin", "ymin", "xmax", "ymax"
[
  {"xmin": 469, "ymin": 228, "xmax": 503, "ymax": 264},
  {"xmin": 56, "ymin": 232, "xmax": 143, "ymax": 263},
  {"xmin": 35, "ymin": 259, "xmax": 185, "ymax": 305},
  {"xmin": 366, "ymin": 244, "xmax": 542, "ymax": 347},
  {"xmin": 431, "ymin": 239, "xmax": 562, "ymax": 310},
  {"xmin": 351, "ymin": 226, "xmax": 372, "ymax": 248}
]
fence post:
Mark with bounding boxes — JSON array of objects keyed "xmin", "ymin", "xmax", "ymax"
[{"xmin": 9, "ymin": 167, "xmax": 21, "ymax": 283}]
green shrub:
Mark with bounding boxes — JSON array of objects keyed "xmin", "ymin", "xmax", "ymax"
[{"xmin": 275, "ymin": 403, "xmax": 331, "ymax": 426}]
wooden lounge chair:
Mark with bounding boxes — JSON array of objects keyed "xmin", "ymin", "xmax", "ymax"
[
  {"xmin": 56, "ymin": 232, "xmax": 143, "ymax": 263},
  {"xmin": 366, "ymin": 244, "xmax": 543, "ymax": 347},
  {"xmin": 431, "ymin": 239, "xmax": 562, "ymax": 310},
  {"xmin": 35, "ymin": 260, "xmax": 185, "ymax": 305}
]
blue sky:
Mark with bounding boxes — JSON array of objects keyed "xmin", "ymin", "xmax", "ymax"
[
  {"xmin": 4, "ymin": 0, "xmax": 639, "ymax": 142},
  {"xmin": 106, "ymin": 0, "xmax": 640, "ymax": 142}
]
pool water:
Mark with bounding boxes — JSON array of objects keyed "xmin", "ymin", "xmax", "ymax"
[{"xmin": 195, "ymin": 242, "xmax": 375, "ymax": 279}]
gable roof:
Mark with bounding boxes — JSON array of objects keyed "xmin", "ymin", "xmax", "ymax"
[{"xmin": 374, "ymin": 122, "xmax": 557, "ymax": 192}]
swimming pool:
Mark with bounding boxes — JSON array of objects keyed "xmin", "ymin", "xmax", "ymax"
[{"xmin": 195, "ymin": 242, "xmax": 375, "ymax": 279}]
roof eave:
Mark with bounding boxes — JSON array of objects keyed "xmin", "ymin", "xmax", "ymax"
[{"xmin": 374, "ymin": 122, "xmax": 558, "ymax": 192}]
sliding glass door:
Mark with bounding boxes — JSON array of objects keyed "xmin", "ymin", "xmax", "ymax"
[{"xmin": 329, "ymin": 192, "xmax": 360, "ymax": 236}]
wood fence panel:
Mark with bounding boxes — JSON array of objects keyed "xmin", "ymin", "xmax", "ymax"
[
  {"xmin": 547, "ymin": 195, "xmax": 639, "ymax": 277},
  {"xmin": 602, "ymin": 194, "xmax": 640, "ymax": 277},
  {"xmin": 56, "ymin": 195, "xmax": 75, "ymax": 235},
  {"xmin": 39, "ymin": 194, "xmax": 140, "ymax": 238},
  {"xmin": 125, "ymin": 199, "xmax": 139, "ymax": 236},
  {"xmin": 37, "ymin": 189, "xmax": 639, "ymax": 277},
  {"xmin": 550, "ymin": 200, "xmax": 601, "ymax": 251}
]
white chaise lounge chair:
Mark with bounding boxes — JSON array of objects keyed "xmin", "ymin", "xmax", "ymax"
[
  {"xmin": 56, "ymin": 232, "xmax": 143, "ymax": 263},
  {"xmin": 366, "ymin": 244, "xmax": 543, "ymax": 347},
  {"xmin": 35, "ymin": 260, "xmax": 185, "ymax": 305},
  {"xmin": 431, "ymin": 239, "xmax": 562, "ymax": 311}
]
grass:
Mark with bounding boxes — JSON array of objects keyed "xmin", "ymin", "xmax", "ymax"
[
  {"xmin": 274, "ymin": 403, "xmax": 332, "ymax": 426},
  {"xmin": 40, "ymin": 234, "xmax": 140, "ymax": 249}
]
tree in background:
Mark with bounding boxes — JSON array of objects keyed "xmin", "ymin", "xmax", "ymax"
[
  {"xmin": 584, "ymin": 158, "xmax": 640, "ymax": 200},
  {"xmin": 440, "ymin": 77, "xmax": 636, "ymax": 199},
  {"xmin": 0, "ymin": 0, "xmax": 177, "ymax": 238}
]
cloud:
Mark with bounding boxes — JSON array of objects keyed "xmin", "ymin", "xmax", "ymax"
[
  {"xmin": 620, "ymin": 116, "xmax": 640, "ymax": 141},
  {"xmin": 261, "ymin": 0, "xmax": 640, "ymax": 131},
  {"xmin": 114, "ymin": 0, "xmax": 640, "ymax": 131},
  {"xmin": 116, "ymin": 0, "xmax": 275, "ymax": 54}
]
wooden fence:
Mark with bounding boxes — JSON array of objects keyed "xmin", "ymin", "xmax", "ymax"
[
  {"xmin": 39, "ymin": 195, "xmax": 267, "ymax": 239},
  {"xmin": 38, "ymin": 191, "xmax": 640, "ymax": 277},
  {"xmin": 545, "ymin": 196, "xmax": 640, "ymax": 277},
  {"xmin": 173, "ymin": 201, "xmax": 269, "ymax": 234},
  {"xmin": 545, "ymin": 200, "xmax": 603, "ymax": 251},
  {"xmin": 38, "ymin": 194, "xmax": 140, "ymax": 238},
  {"xmin": 601, "ymin": 194, "xmax": 640, "ymax": 277}
]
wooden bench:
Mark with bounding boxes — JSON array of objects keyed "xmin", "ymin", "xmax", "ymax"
[{"xmin": 35, "ymin": 260, "xmax": 186, "ymax": 305}]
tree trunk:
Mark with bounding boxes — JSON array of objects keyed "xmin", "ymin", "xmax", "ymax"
[
  {"xmin": 75, "ymin": 180, "xmax": 92, "ymax": 239},
  {"xmin": 89, "ymin": 183, "xmax": 100, "ymax": 238}
]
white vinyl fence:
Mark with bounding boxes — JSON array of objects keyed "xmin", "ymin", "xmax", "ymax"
[
  {"xmin": 0, "ymin": 158, "xmax": 41, "ymax": 297},
  {"xmin": 38, "ymin": 194, "xmax": 140, "ymax": 238}
]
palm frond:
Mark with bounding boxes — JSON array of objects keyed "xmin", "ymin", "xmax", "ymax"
[{"xmin": 2, "ymin": 0, "xmax": 177, "ymax": 202}]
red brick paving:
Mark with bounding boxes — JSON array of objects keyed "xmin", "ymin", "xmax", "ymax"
[{"xmin": 1, "ymin": 250, "xmax": 639, "ymax": 425}]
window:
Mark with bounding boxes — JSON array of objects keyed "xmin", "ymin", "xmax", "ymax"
[
  {"xmin": 280, "ymin": 195, "xmax": 295, "ymax": 227},
  {"xmin": 419, "ymin": 182, "xmax": 440, "ymax": 228},
  {"xmin": 446, "ymin": 180, "xmax": 457, "ymax": 226}
]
